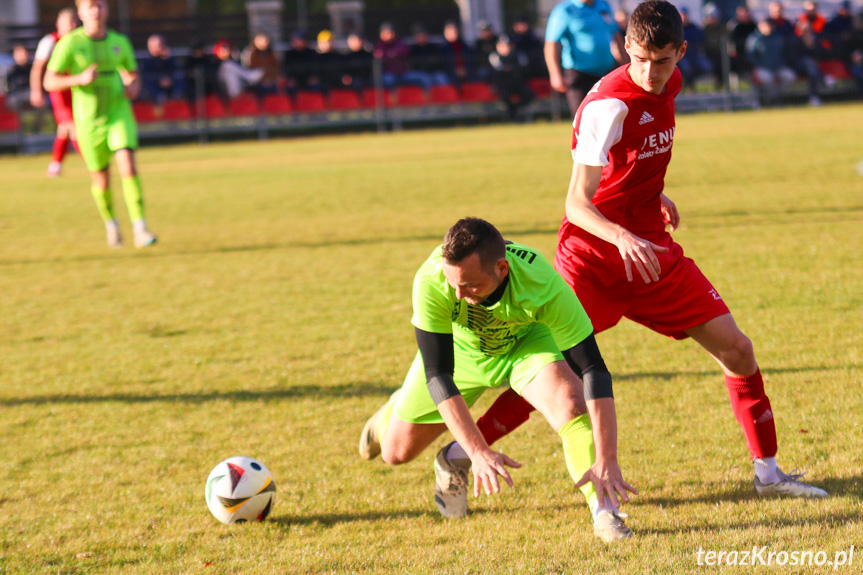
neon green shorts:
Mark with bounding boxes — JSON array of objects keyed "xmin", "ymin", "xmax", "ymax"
[
  {"xmin": 77, "ymin": 110, "xmax": 138, "ymax": 172},
  {"xmin": 393, "ymin": 322, "xmax": 563, "ymax": 424}
]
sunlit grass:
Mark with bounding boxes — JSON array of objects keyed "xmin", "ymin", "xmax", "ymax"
[{"xmin": 2, "ymin": 104, "xmax": 862, "ymax": 574}]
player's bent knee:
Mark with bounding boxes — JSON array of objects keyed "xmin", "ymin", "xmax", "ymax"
[{"xmin": 380, "ymin": 445, "xmax": 411, "ymax": 466}]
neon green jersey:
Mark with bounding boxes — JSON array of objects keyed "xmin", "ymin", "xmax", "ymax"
[
  {"xmin": 46, "ymin": 27, "xmax": 136, "ymax": 122},
  {"xmin": 411, "ymin": 242, "xmax": 594, "ymax": 356}
]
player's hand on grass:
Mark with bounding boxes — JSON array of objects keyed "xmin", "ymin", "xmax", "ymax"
[
  {"xmin": 615, "ymin": 230, "xmax": 669, "ymax": 284},
  {"xmin": 660, "ymin": 193, "xmax": 680, "ymax": 231},
  {"xmin": 78, "ymin": 64, "xmax": 98, "ymax": 86},
  {"xmin": 470, "ymin": 448, "xmax": 522, "ymax": 498},
  {"xmin": 574, "ymin": 460, "xmax": 638, "ymax": 509}
]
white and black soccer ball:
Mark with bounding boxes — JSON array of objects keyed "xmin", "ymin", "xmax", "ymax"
[{"xmin": 205, "ymin": 456, "xmax": 277, "ymax": 524}]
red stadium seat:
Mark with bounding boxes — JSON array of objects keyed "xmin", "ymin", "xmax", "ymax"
[
  {"xmin": 818, "ymin": 59, "xmax": 852, "ymax": 80},
  {"xmin": 327, "ymin": 89, "xmax": 361, "ymax": 110},
  {"xmin": 361, "ymin": 87, "xmax": 391, "ymax": 108},
  {"xmin": 132, "ymin": 101, "xmax": 157, "ymax": 123},
  {"xmin": 395, "ymin": 86, "xmax": 427, "ymax": 106},
  {"xmin": 527, "ymin": 77, "xmax": 552, "ymax": 98},
  {"xmin": 261, "ymin": 94, "xmax": 294, "ymax": 115},
  {"xmin": 204, "ymin": 94, "xmax": 226, "ymax": 119},
  {"xmin": 228, "ymin": 93, "xmax": 261, "ymax": 116},
  {"xmin": 295, "ymin": 91, "xmax": 327, "ymax": 112},
  {"xmin": 162, "ymin": 98, "xmax": 193, "ymax": 121},
  {"xmin": 429, "ymin": 84, "xmax": 459, "ymax": 104},
  {"xmin": 460, "ymin": 82, "xmax": 496, "ymax": 102},
  {"xmin": 0, "ymin": 110, "xmax": 20, "ymax": 132}
]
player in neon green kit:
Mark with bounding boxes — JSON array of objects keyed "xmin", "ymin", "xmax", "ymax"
[
  {"xmin": 359, "ymin": 218, "xmax": 638, "ymax": 542},
  {"xmin": 44, "ymin": 0, "xmax": 156, "ymax": 249}
]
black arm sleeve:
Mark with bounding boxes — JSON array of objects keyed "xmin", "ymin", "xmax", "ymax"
[
  {"xmin": 561, "ymin": 332, "xmax": 614, "ymax": 401},
  {"xmin": 415, "ymin": 327, "xmax": 461, "ymax": 405}
]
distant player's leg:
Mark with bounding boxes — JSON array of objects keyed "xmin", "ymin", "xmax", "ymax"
[
  {"xmin": 79, "ymin": 122, "xmax": 123, "ymax": 248},
  {"xmin": 47, "ymin": 91, "xmax": 76, "ymax": 177},
  {"xmin": 110, "ymin": 114, "xmax": 156, "ymax": 248},
  {"xmin": 686, "ymin": 314, "xmax": 827, "ymax": 498}
]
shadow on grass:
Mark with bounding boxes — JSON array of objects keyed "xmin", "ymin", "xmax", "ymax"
[
  {"xmin": 270, "ymin": 507, "xmax": 485, "ymax": 528},
  {"xmin": 637, "ymin": 506, "xmax": 863, "ymax": 536},
  {"xmin": 629, "ymin": 477, "xmax": 863, "ymax": 519},
  {"xmin": 616, "ymin": 364, "xmax": 858, "ymax": 383},
  {"xmin": 0, "ymin": 381, "xmax": 396, "ymax": 407},
  {"xmin": 0, "ymin": 224, "xmax": 558, "ymax": 267}
]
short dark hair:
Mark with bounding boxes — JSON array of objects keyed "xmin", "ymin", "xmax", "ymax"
[
  {"xmin": 442, "ymin": 218, "xmax": 506, "ymax": 270},
  {"xmin": 627, "ymin": 0, "xmax": 684, "ymax": 50}
]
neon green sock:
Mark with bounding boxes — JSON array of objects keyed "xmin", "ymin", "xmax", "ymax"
[
  {"xmin": 559, "ymin": 414, "xmax": 598, "ymax": 511},
  {"xmin": 121, "ymin": 175, "xmax": 145, "ymax": 223},
  {"xmin": 90, "ymin": 186, "xmax": 115, "ymax": 222}
]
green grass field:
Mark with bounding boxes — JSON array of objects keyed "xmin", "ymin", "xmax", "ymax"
[{"xmin": 2, "ymin": 104, "xmax": 862, "ymax": 574}]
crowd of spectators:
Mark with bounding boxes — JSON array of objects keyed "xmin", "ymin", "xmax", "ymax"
[
  {"xmin": 3, "ymin": 3, "xmax": 863, "ymax": 123},
  {"xmin": 720, "ymin": 0, "xmax": 863, "ymax": 105},
  {"xmin": 142, "ymin": 19, "xmax": 548, "ymax": 111}
]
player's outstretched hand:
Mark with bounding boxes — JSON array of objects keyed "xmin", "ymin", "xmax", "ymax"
[
  {"xmin": 616, "ymin": 230, "xmax": 669, "ymax": 284},
  {"xmin": 574, "ymin": 461, "xmax": 638, "ymax": 509},
  {"xmin": 78, "ymin": 64, "xmax": 98, "ymax": 86},
  {"xmin": 660, "ymin": 193, "xmax": 680, "ymax": 231},
  {"xmin": 470, "ymin": 448, "xmax": 522, "ymax": 498}
]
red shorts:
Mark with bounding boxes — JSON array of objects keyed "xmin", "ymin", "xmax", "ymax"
[
  {"xmin": 49, "ymin": 90, "xmax": 74, "ymax": 125},
  {"xmin": 555, "ymin": 230, "xmax": 730, "ymax": 340}
]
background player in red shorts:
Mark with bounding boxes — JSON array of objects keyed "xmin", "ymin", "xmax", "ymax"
[
  {"xmin": 467, "ymin": 0, "xmax": 827, "ymax": 501},
  {"xmin": 30, "ymin": 8, "xmax": 79, "ymax": 177}
]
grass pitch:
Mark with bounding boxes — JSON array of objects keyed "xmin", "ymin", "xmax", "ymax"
[{"xmin": 2, "ymin": 104, "xmax": 862, "ymax": 574}]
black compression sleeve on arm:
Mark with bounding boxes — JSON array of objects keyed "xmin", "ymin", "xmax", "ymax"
[
  {"xmin": 415, "ymin": 327, "xmax": 461, "ymax": 405},
  {"xmin": 562, "ymin": 332, "xmax": 614, "ymax": 400}
]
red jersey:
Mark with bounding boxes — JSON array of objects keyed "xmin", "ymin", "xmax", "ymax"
[{"xmin": 560, "ymin": 65, "xmax": 682, "ymax": 244}]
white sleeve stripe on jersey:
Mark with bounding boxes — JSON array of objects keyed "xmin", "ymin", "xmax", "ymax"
[
  {"xmin": 34, "ymin": 34, "xmax": 57, "ymax": 62},
  {"xmin": 572, "ymin": 98, "xmax": 629, "ymax": 167}
]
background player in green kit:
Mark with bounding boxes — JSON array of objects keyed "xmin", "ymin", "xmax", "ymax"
[
  {"xmin": 359, "ymin": 218, "xmax": 638, "ymax": 542},
  {"xmin": 43, "ymin": 0, "xmax": 156, "ymax": 249}
]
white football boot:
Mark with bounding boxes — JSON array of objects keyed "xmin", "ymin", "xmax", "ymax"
[
  {"xmin": 593, "ymin": 509, "xmax": 632, "ymax": 543},
  {"xmin": 106, "ymin": 220, "xmax": 123, "ymax": 249},
  {"xmin": 434, "ymin": 441, "xmax": 471, "ymax": 519},
  {"xmin": 754, "ymin": 468, "xmax": 828, "ymax": 498}
]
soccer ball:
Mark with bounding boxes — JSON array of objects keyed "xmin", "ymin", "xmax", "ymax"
[{"xmin": 205, "ymin": 456, "xmax": 277, "ymax": 524}]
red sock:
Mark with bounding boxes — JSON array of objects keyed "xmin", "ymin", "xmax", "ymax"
[
  {"xmin": 70, "ymin": 139, "xmax": 79, "ymax": 154},
  {"xmin": 477, "ymin": 387, "xmax": 536, "ymax": 446},
  {"xmin": 725, "ymin": 368, "xmax": 777, "ymax": 459},
  {"xmin": 51, "ymin": 135, "xmax": 70, "ymax": 163}
]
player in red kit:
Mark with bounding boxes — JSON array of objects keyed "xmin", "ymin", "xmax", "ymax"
[
  {"xmin": 30, "ymin": 8, "xmax": 79, "ymax": 177},
  {"xmin": 455, "ymin": 0, "xmax": 827, "ymax": 512}
]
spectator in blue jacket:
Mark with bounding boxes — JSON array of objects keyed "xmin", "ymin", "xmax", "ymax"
[
  {"xmin": 678, "ymin": 7, "xmax": 714, "ymax": 90},
  {"xmin": 140, "ymin": 35, "xmax": 185, "ymax": 103},
  {"xmin": 746, "ymin": 19, "xmax": 796, "ymax": 105}
]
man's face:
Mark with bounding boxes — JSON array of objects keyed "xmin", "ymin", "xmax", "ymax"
[
  {"xmin": 78, "ymin": 0, "xmax": 107, "ymax": 30},
  {"xmin": 347, "ymin": 34, "xmax": 363, "ymax": 51},
  {"xmin": 442, "ymin": 252, "xmax": 508, "ymax": 306},
  {"xmin": 625, "ymin": 39, "xmax": 686, "ymax": 95},
  {"xmin": 148, "ymin": 36, "xmax": 164, "ymax": 57},
  {"xmin": 13, "ymin": 46, "xmax": 28, "ymax": 65},
  {"xmin": 768, "ymin": 2, "xmax": 783, "ymax": 19},
  {"xmin": 444, "ymin": 25, "xmax": 459, "ymax": 42},
  {"xmin": 57, "ymin": 12, "xmax": 78, "ymax": 36}
]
